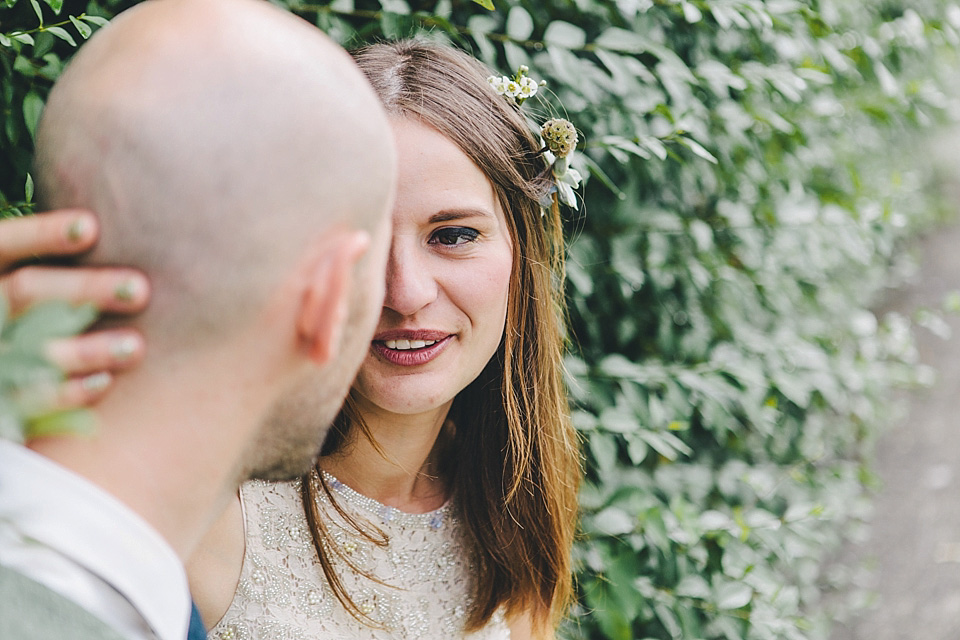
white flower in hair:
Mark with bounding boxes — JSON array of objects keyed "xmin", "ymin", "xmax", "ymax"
[
  {"xmin": 518, "ymin": 76, "xmax": 539, "ymax": 99},
  {"xmin": 487, "ymin": 75, "xmax": 509, "ymax": 95},
  {"xmin": 489, "ymin": 66, "xmax": 582, "ymax": 211}
]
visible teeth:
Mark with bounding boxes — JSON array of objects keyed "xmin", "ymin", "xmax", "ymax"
[{"xmin": 384, "ymin": 339, "xmax": 438, "ymax": 350}]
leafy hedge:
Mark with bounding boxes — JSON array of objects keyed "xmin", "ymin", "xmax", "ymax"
[{"xmin": 2, "ymin": 0, "xmax": 957, "ymax": 638}]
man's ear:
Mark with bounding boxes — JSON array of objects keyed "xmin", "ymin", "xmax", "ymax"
[{"xmin": 296, "ymin": 229, "xmax": 371, "ymax": 365}]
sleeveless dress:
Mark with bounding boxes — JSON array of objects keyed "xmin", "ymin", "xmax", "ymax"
[{"xmin": 208, "ymin": 473, "xmax": 510, "ymax": 640}]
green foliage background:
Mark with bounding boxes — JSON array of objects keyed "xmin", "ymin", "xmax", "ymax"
[{"xmin": 2, "ymin": 0, "xmax": 958, "ymax": 638}]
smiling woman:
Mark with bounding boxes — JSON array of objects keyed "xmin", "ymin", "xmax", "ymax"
[
  {"xmin": 357, "ymin": 118, "xmax": 514, "ymax": 415},
  {"xmin": 185, "ymin": 39, "xmax": 580, "ymax": 640}
]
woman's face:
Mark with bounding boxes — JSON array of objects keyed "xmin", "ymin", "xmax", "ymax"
[{"xmin": 351, "ymin": 118, "xmax": 514, "ymax": 417}]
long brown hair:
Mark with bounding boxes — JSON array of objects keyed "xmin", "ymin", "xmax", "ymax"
[{"xmin": 301, "ymin": 39, "xmax": 581, "ymax": 635}]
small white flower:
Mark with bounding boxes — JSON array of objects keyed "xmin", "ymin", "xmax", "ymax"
[
  {"xmin": 504, "ymin": 79, "xmax": 521, "ymax": 97},
  {"xmin": 495, "ymin": 76, "xmax": 512, "ymax": 95},
  {"xmin": 518, "ymin": 76, "xmax": 539, "ymax": 99},
  {"xmin": 559, "ymin": 166, "xmax": 582, "ymax": 187},
  {"xmin": 556, "ymin": 182, "xmax": 577, "ymax": 209},
  {"xmin": 487, "ymin": 75, "xmax": 509, "ymax": 95}
]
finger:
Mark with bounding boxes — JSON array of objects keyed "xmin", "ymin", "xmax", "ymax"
[
  {"xmin": 0, "ymin": 210, "xmax": 99, "ymax": 271},
  {"xmin": 44, "ymin": 330, "xmax": 145, "ymax": 377},
  {"xmin": 1, "ymin": 265, "xmax": 150, "ymax": 315},
  {"xmin": 17, "ymin": 370, "xmax": 114, "ymax": 414},
  {"xmin": 56, "ymin": 372, "xmax": 114, "ymax": 410}
]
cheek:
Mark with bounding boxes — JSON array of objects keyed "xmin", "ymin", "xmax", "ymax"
[{"xmin": 464, "ymin": 250, "xmax": 513, "ymax": 335}]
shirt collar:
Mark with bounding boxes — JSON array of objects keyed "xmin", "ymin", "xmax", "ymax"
[{"xmin": 0, "ymin": 440, "xmax": 191, "ymax": 640}]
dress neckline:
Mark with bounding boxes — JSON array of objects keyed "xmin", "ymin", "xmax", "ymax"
[{"xmin": 319, "ymin": 470, "xmax": 452, "ymax": 530}]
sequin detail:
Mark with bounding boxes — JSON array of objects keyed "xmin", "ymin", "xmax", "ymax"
[{"xmin": 208, "ymin": 477, "xmax": 510, "ymax": 640}]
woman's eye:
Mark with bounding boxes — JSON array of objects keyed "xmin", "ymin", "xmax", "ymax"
[{"xmin": 429, "ymin": 227, "xmax": 480, "ymax": 246}]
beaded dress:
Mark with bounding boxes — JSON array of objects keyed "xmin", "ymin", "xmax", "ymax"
[{"xmin": 208, "ymin": 472, "xmax": 510, "ymax": 640}]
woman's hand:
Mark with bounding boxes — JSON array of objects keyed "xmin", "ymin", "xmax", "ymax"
[{"xmin": 0, "ymin": 209, "xmax": 150, "ymax": 408}]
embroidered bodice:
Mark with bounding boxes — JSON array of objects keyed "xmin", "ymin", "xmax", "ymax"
[{"xmin": 209, "ymin": 474, "xmax": 510, "ymax": 640}]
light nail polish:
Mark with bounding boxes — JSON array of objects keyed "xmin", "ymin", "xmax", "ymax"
[
  {"xmin": 66, "ymin": 218, "xmax": 88, "ymax": 243},
  {"xmin": 114, "ymin": 280, "xmax": 139, "ymax": 303},
  {"xmin": 81, "ymin": 372, "xmax": 111, "ymax": 392},
  {"xmin": 110, "ymin": 336, "xmax": 139, "ymax": 360}
]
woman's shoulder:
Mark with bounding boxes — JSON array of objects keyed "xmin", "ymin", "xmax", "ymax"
[
  {"xmin": 237, "ymin": 478, "xmax": 314, "ymax": 551},
  {"xmin": 239, "ymin": 478, "xmax": 303, "ymax": 512}
]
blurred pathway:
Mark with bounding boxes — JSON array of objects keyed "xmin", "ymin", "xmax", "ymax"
[{"xmin": 835, "ymin": 220, "xmax": 960, "ymax": 639}]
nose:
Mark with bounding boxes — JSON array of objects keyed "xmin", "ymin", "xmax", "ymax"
[{"xmin": 382, "ymin": 237, "xmax": 438, "ymax": 316}]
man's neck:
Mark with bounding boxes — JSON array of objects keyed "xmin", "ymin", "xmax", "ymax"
[{"xmin": 28, "ymin": 364, "xmax": 264, "ymax": 561}]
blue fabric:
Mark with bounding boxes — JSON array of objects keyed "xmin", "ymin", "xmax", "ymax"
[{"xmin": 186, "ymin": 602, "xmax": 206, "ymax": 640}]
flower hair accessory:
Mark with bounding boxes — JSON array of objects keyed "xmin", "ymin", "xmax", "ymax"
[
  {"xmin": 487, "ymin": 64, "xmax": 544, "ymax": 106},
  {"xmin": 488, "ymin": 66, "xmax": 582, "ymax": 210}
]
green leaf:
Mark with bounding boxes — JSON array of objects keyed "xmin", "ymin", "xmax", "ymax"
[
  {"xmin": 625, "ymin": 433, "xmax": 648, "ymax": 464},
  {"xmin": 0, "ymin": 33, "xmax": 11, "ymax": 48},
  {"xmin": 30, "ymin": 0, "xmax": 43, "ymax": 25},
  {"xmin": 543, "ymin": 21, "xmax": 586, "ymax": 50},
  {"xmin": 588, "ymin": 582, "xmax": 633, "ymax": 640},
  {"xmin": 677, "ymin": 136, "xmax": 718, "ymax": 163},
  {"xmin": 637, "ymin": 429, "xmax": 692, "ymax": 460},
  {"xmin": 12, "ymin": 32, "xmax": 35, "ymax": 45},
  {"xmin": 0, "ymin": 359, "xmax": 58, "ymax": 395},
  {"xmin": 23, "ymin": 91, "xmax": 44, "ymax": 139},
  {"xmin": 45, "ymin": 26, "xmax": 77, "ymax": 46},
  {"xmin": 715, "ymin": 581, "xmax": 753, "ymax": 610},
  {"xmin": 592, "ymin": 507, "xmax": 635, "ymax": 536},
  {"xmin": 380, "ymin": 12, "xmax": 402, "ymax": 39},
  {"xmin": 81, "ymin": 15, "xmax": 110, "ymax": 27},
  {"xmin": 680, "ymin": 0, "xmax": 702, "ymax": 23},
  {"xmin": 675, "ymin": 574, "xmax": 710, "ymax": 599},
  {"xmin": 506, "ymin": 6, "xmax": 533, "ymax": 41},
  {"xmin": 699, "ymin": 510, "xmax": 733, "ymax": 531},
  {"xmin": 470, "ymin": 0, "xmax": 493, "ymax": 9},
  {"xmin": 596, "ymin": 27, "xmax": 647, "ymax": 54},
  {"xmin": 599, "ymin": 405, "xmax": 638, "ymax": 434},
  {"xmin": 6, "ymin": 301, "xmax": 97, "ymax": 347},
  {"xmin": 588, "ymin": 431, "xmax": 617, "ymax": 473},
  {"xmin": 42, "ymin": 0, "xmax": 62, "ymax": 13},
  {"xmin": 26, "ymin": 408, "xmax": 96, "ymax": 439},
  {"xmin": 32, "ymin": 31, "xmax": 54, "ymax": 57},
  {"xmin": 379, "ymin": 0, "xmax": 409, "ymax": 14},
  {"xmin": 653, "ymin": 602, "xmax": 682, "ymax": 639},
  {"xmin": 69, "ymin": 15, "xmax": 93, "ymax": 39},
  {"xmin": 502, "ymin": 41, "xmax": 529, "ymax": 77},
  {"xmin": 24, "ymin": 173, "xmax": 33, "ymax": 202}
]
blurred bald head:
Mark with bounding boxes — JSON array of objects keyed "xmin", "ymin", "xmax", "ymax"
[{"xmin": 34, "ymin": 0, "xmax": 394, "ymax": 351}]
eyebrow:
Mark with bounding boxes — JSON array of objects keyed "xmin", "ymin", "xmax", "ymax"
[{"xmin": 428, "ymin": 208, "xmax": 495, "ymax": 224}]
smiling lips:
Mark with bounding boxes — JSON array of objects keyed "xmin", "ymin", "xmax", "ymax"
[{"xmin": 372, "ymin": 331, "xmax": 453, "ymax": 366}]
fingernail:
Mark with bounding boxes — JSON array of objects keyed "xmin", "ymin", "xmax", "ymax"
[
  {"xmin": 113, "ymin": 279, "xmax": 141, "ymax": 303},
  {"xmin": 65, "ymin": 217, "xmax": 89, "ymax": 243},
  {"xmin": 80, "ymin": 372, "xmax": 111, "ymax": 392},
  {"xmin": 110, "ymin": 336, "xmax": 140, "ymax": 361}
]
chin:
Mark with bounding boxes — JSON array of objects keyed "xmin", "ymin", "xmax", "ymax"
[{"xmin": 354, "ymin": 380, "xmax": 457, "ymax": 417}]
